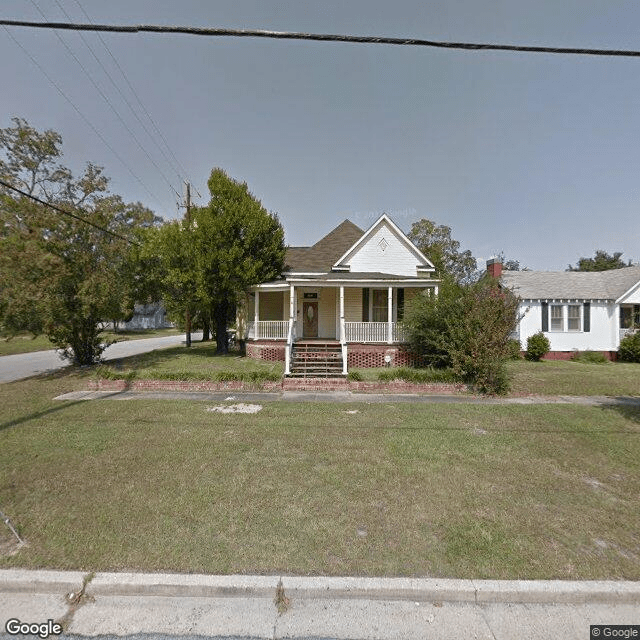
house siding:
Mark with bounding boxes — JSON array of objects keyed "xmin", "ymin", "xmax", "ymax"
[
  {"xmin": 517, "ymin": 300, "xmax": 617, "ymax": 352},
  {"xmin": 344, "ymin": 287, "xmax": 362, "ymax": 322},
  {"xmin": 345, "ymin": 222, "xmax": 419, "ymax": 277}
]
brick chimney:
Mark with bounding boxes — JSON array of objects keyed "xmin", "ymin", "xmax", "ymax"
[{"xmin": 486, "ymin": 257, "xmax": 503, "ymax": 279}]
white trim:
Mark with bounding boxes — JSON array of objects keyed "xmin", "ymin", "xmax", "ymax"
[
  {"xmin": 332, "ymin": 214, "xmax": 436, "ymax": 270},
  {"xmin": 616, "ymin": 278, "xmax": 640, "ymax": 304}
]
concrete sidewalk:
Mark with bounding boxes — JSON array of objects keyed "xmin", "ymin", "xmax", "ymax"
[
  {"xmin": 1, "ymin": 570, "xmax": 639, "ymax": 639},
  {"xmin": 54, "ymin": 388, "xmax": 640, "ymax": 406}
]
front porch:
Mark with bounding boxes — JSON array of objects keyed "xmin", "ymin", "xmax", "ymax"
[{"xmin": 244, "ymin": 282, "xmax": 435, "ymax": 375}]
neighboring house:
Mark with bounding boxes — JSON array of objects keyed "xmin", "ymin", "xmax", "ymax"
[
  {"xmin": 245, "ymin": 214, "xmax": 438, "ymax": 375},
  {"xmin": 494, "ymin": 259, "xmax": 640, "ymax": 359},
  {"xmin": 121, "ymin": 302, "xmax": 173, "ymax": 330}
]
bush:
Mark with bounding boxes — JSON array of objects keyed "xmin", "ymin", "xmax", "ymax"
[
  {"xmin": 403, "ymin": 276, "xmax": 520, "ymax": 394},
  {"xmin": 618, "ymin": 332, "xmax": 640, "ymax": 363},
  {"xmin": 571, "ymin": 350, "xmax": 608, "ymax": 364},
  {"xmin": 506, "ymin": 339, "xmax": 523, "ymax": 360},
  {"xmin": 525, "ymin": 332, "xmax": 550, "ymax": 361},
  {"xmin": 347, "ymin": 370, "xmax": 363, "ymax": 381}
]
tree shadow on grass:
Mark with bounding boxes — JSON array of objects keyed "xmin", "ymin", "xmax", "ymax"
[
  {"xmin": 0, "ymin": 398, "xmax": 87, "ymax": 433},
  {"xmin": 598, "ymin": 400, "xmax": 640, "ymax": 427},
  {"xmin": 103, "ymin": 344, "xmax": 245, "ymax": 371}
]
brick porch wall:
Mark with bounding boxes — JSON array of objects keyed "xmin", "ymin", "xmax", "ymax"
[
  {"xmin": 246, "ymin": 341, "xmax": 286, "ymax": 362},
  {"xmin": 246, "ymin": 341, "xmax": 425, "ymax": 368},
  {"xmin": 346, "ymin": 344, "xmax": 426, "ymax": 368}
]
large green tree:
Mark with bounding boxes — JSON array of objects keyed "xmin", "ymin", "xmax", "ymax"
[
  {"xmin": 408, "ymin": 218, "xmax": 477, "ymax": 283},
  {"xmin": 0, "ymin": 118, "xmax": 160, "ymax": 364},
  {"xmin": 193, "ymin": 168, "xmax": 286, "ymax": 353},
  {"xmin": 567, "ymin": 250, "xmax": 632, "ymax": 272}
]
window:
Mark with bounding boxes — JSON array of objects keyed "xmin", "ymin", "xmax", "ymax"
[
  {"xmin": 545, "ymin": 302, "xmax": 589, "ymax": 332},
  {"xmin": 550, "ymin": 305, "xmax": 564, "ymax": 331},
  {"xmin": 567, "ymin": 305, "xmax": 581, "ymax": 331},
  {"xmin": 372, "ymin": 289, "xmax": 388, "ymax": 322}
]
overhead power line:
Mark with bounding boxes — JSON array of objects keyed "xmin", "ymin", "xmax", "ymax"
[
  {"xmin": 2, "ymin": 25, "xmax": 164, "ymax": 208},
  {"xmin": 29, "ymin": 0, "xmax": 180, "ymax": 199},
  {"xmin": 2, "ymin": 20, "xmax": 640, "ymax": 58},
  {"xmin": 66, "ymin": 0, "xmax": 191, "ymax": 187},
  {"xmin": 0, "ymin": 179, "xmax": 141, "ymax": 246}
]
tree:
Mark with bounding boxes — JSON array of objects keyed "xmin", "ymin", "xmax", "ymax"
[
  {"xmin": 408, "ymin": 219, "xmax": 477, "ymax": 283},
  {"xmin": 567, "ymin": 250, "xmax": 632, "ymax": 272},
  {"xmin": 0, "ymin": 118, "xmax": 160, "ymax": 364},
  {"xmin": 403, "ymin": 276, "xmax": 520, "ymax": 394},
  {"xmin": 192, "ymin": 169, "xmax": 286, "ymax": 354},
  {"xmin": 139, "ymin": 218, "xmax": 200, "ymax": 343}
]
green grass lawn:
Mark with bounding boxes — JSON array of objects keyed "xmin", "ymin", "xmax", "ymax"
[
  {"xmin": 0, "ymin": 328, "xmax": 181, "ymax": 357},
  {"xmin": 1, "ymin": 369, "xmax": 639, "ymax": 579},
  {"xmin": 100, "ymin": 341, "xmax": 283, "ymax": 380},
  {"xmin": 350, "ymin": 359, "xmax": 640, "ymax": 397}
]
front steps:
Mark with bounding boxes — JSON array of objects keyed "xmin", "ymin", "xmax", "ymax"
[{"xmin": 288, "ymin": 340, "xmax": 346, "ymax": 378}]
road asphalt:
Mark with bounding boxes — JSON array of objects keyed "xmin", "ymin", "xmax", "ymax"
[
  {"xmin": 1, "ymin": 569, "xmax": 639, "ymax": 639},
  {"xmin": 0, "ymin": 334, "xmax": 200, "ymax": 384}
]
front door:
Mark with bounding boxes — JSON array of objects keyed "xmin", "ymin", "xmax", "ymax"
[{"xmin": 303, "ymin": 301, "xmax": 318, "ymax": 338}]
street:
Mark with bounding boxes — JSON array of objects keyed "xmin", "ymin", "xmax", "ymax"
[{"xmin": 0, "ymin": 334, "xmax": 200, "ymax": 384}]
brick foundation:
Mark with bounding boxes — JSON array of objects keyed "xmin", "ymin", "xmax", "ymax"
[
  {"xmin": 88, "ymin": 378, "xmax": 468, "ymax": 394},
  {"xmin": 246, "ymin": 341, "xmax": 286, "ymax": 362},
  {"xmin": 88, "ymin": 379, "xmax": 282, "ymax": 392},
  {"xmin": 538, "ymin": 351, "xmax": 618, "ymax": 361},
  {"xmin": 344, "ymin": 344, "xmax": 425, "ymax": 368}
]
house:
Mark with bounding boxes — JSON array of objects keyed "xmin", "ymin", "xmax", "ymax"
[
  {"xmin": 494, "ymin": 259, "xmax": 640, "ymax": 359},
  {"xmin": 121, "ymin": 302, "xmax": 173, "ymax": 330},
  {"xmin": 244, "ymin": 214, "xmax": 438, "ymax": 375}
]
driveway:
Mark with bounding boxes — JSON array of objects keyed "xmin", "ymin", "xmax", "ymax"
[{"xmin": 0, "ymin": 333, "xmax": 201, "ymax": 383}]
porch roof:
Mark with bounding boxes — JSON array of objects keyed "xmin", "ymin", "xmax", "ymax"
[{"xmin": 255, "ymin": 272, "xmax": 438, "ymax": 290}]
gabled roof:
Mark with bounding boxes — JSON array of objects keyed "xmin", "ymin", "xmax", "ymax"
[
  {"xmin": 333, "ymin": 214, "xmax": 435, "ymax": 271},
  {"xmin": 501, "ymin": 265, "xmax": 640, "ymax": 301},
  {"xmin": 284, "ymin": 220, "xmax": 364, "ymax": 273}
]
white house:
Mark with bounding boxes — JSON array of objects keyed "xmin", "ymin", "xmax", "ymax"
[
  {"xmin": 495, "ymin": 259, "xmax": 640, "ymax": 359},
  {"xmin": 245, "ymin": 214, "xmax": 438, "ymax": 375}
]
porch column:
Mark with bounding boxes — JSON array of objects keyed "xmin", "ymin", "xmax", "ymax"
[
  {"xmin": 289, "ymin": 284, "xmax": 295, "ymax": 338},
  {"xmin": 615, "ymin": 304, "xmax": 621, "ymax": 349},
  {"xmin": 387, "ymin": 286, "xmax": 393, "ymax": 344},
  {"xmin": 254, "ymin": 290, "xmax": 259, "ymax": 340},
  {"xmin": 339, "ymin": 286, "xmax": 345, "ymax": 342}
]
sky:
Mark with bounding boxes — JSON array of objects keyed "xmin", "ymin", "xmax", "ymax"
[{"xmin": 1, "ymin": 0, "xmax": 640, "ymax": 271}]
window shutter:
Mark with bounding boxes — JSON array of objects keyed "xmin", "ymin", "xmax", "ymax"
[
  {"xmin": 541, "ymin": 302, "xmax": 549, "ymax": 332},
  {"xmin": 397, "ymin": 288, "xmax": 405, "ymax": 320},
  {"xmin": 362, "ymin": 288, "xmax": 369, "ymax": 322},
  {"xmin": 583, "ymin": 302, "xmax": 590, "ymax": 332}
]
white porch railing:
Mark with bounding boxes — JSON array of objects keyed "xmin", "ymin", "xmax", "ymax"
[
  {"xmin": 620, "ymin": 327, "xmax": 637, "ymax": 341},
  {"xmin": 247, "ymin": 320, "xmax": 288, "ymax": 340},
  {"xmin": 344, "ymin": 322, "xmax": 407, "ymax": 343}
]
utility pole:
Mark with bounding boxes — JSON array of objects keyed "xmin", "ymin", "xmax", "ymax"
[{"xmin": 184, "ymin": 180, "xmax": 192, "ymax": 348}]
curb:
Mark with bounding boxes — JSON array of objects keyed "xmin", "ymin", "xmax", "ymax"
[
  {"xmin": 2, "ymin": 570, "xmax": 639, "ymax": 605},
  {"xmin": 0, "ymin": 569, "xmax": 86, "ymax": 594}
]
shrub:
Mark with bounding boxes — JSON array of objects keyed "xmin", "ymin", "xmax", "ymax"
[
  {"xmin": 347, "ymin": 370, "xmax": 363, "ymax": 381},
  {"xmin": 571, "ymin": 350, "xmax": 608, "ymax": 364},
  {"xmin": 618, "ymin": 332, "xmax": 640, "ymax": 363},
  {"xmin": 403, "ymin": 276, "xmax": 520, "ymax": 394},
  {"xmin": 525, "ymin": 332, "xmax": 550, "ymax": 361},
  {"xmin": 506, "ymin": 338, "xmax": 523, "ymax": 360}
]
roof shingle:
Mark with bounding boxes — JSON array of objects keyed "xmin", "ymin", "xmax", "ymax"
[
  {"xmin": 284, "ymin": 220, "xmax": 364, "ymax": 272},
  {"xmin": 501, "ymin": 266, "xmax": 640, "ymax": 300}
]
